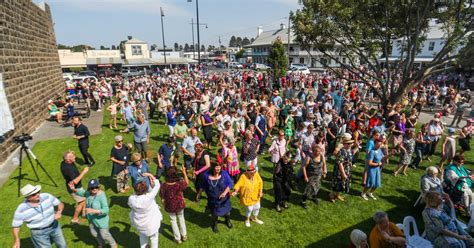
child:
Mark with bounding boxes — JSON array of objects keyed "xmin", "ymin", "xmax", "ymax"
[{"xmin": 393, "ymin": 130, "xmax": 415, "ymax": 176}]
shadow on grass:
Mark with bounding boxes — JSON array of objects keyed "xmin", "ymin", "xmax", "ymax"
[
  {"xmin": 110, "ymin": 221, "xmax": 139, "ymax": 247},
  {"xmin": 109, "ymin": 195, "xmax": 130, "ymax": 209},
  {"xmin": 62, "ymin": 223, "xmax": 97, "ymax": 246}
]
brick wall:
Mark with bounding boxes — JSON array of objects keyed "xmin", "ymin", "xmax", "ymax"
[{"xmin": 0, "ymin": 0, "xmax": 63, "ymax": 162}]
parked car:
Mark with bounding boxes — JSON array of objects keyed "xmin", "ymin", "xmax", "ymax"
[
  {"xmin": 229, "ymin": 62, "xmax": 244, "ymax": 69},
  {"xmin": 78, "ymin": 70, "xmax": 97, "ymax": 77},
  {"xmin": 121, "ymin": 69, "xmax": 145, "ymax": 77},
  {"xmin": 254, "ymin": 63, "xmax": 271, "ymax": 71},
  {"xmin": 97, "ymin": 69, "xmax": 118, "ymax": 78},
  {"xmin": 290, "ymin": 66, "xmax": 310, "ymax": 74},
  {"xmin": 72, "ymin": 75, "xmax": 99, "ymax": 82}
]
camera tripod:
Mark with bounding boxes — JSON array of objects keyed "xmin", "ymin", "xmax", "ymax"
[{"xmin": 17, "ymin": 141, "xmax": 57, "ymax": 197}]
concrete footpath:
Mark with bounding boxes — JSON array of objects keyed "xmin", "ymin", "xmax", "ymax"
[{"xmin": 0, "ymin": 111, "xmax": 104, "ymax": 187}]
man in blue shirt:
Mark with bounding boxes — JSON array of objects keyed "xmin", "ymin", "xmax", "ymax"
[
  {"xmin": 166, "ymin": 105, "xmax": 177, "ymax": 137},
  {"xmin": 133, "ymin": 114, "xmax": 150, "ymax": 160},
  {"xmin": 157, "ymin": 136, "xmax": 176, "ymax": 178}
]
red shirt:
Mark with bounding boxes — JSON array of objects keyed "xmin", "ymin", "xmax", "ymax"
[{"xmin": 159, "ymin": 180, "xmax": 187, "ymax": 213}]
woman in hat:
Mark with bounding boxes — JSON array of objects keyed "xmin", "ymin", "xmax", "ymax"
[
  {"xmin": 70, "ymin": 179, "xmax": 117, "ymax": 248},
  {"xmin": 331, "ymin": 136, "xmax": 355, "ymax": 202},
  {"xmin": 160, "ymin": 166, "xmax": 189, "ymax": 244},
  {"xmin": 201, "ymin": 162, "xmax": 233, "ymax": 233},
  {"xmin": 301, "ymin": 145, "xmax": 327, "ymax": 208},
  {"xmin": 128, "ymin": 173, "xmax": 162, "ymax": 248},
  {"xmin": 231, "ymin": 163, "xmax": 264, "ymax": 227}
]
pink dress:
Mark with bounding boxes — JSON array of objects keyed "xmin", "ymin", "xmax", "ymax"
[{"xmin": 222, "ymin": 146, "xmax": 240, "ymax": 176}]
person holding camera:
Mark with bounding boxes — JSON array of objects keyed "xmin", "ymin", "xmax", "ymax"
[{"xmin": 72, "ymin": 116, "xmax": 95, "ymax": 166}]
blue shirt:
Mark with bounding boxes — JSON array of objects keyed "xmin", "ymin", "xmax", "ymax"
[
  {"xmin": 133, "ymin": 120, "xmax": 150, "ymax": 143},
  {"xmin": 12, "ymin": 193, "xmax": 60, "ymax": 229},
  {"xmin": 167, "ymin": 110, "xmax": 177, "ymax": 126},
  {"xmin": 159, "ymin": 143, "xmax": 175, "ymax": 168},
  {"xmin": 368, "ymin": 148, "xmax": 384, "ymax": 164},
  {"xmin": 128, "ymin": 161, "xmax": 151, "ymax": 188},
  {"xmin": 365, "ymin": 139, "xmax": 375, "ymax": 159},
  {"xmin": 123, "ymin": 105, "xmax": 134, "ymax": 119}
]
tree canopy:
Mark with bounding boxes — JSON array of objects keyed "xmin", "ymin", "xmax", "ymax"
[
  {"xmin": 291, "ymin": 0, "xmax": 473, "ymax": 107},
  {"xmin": 268, "ymin": 37, "xmax": 288, "ymax": 78}
]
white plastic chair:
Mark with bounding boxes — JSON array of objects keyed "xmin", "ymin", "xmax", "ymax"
[
  {"xmin": 413, "ymin": 192, "xmax": 423, "ymax": 207},
  {"xmin": 403, "ymin": 216, "xmax": 434, "ymax": 248}
]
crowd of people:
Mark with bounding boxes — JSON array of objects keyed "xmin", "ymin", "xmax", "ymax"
[{"xmin": 11, "ymin": 66, "xmax": 474, "ymax": 247}]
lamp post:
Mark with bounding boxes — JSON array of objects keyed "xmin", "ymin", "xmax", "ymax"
[
  {"xmin": 189, "ymin": 19, "xmax": 207, "ymax": 60},
  {"xmin": 188, "ymin": 0, "xmax": 201, "ymax": 65},
  {"xmin": 160, "ymin": 7, "xmax": 167, "ymax": 67}
]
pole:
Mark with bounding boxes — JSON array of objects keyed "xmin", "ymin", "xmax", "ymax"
[
  {"xmin": 160, "ymin": 7, "xmax": 167, "ymax": 67},
  {"xmin": 195, "ymin": 0, "xmax": 201, "ymax": 65},
  {"xmin": 287, "ymin": 15, "xmax": 291, "ymax": 67},
  {"xmin": 191, "ymin": 18, "xmax": 195, "ymax": 60}
]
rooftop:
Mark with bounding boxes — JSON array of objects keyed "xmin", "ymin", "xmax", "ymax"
[{"xmin": 245, "ymin": 28, "xmax": 296, "ymax": 47}]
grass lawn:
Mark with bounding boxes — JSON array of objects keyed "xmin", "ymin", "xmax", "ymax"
[{"xmin": 0, "ymin": 111, "xmax": 472, "ymax": 248}]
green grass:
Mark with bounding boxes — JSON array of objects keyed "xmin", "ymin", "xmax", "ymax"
[{"xmin": 0, "ymin": 111, "xmax": 472, "ymax": 248}]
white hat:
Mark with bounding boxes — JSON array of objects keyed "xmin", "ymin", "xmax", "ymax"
[
  {"xmin": 350, "ymin": 229, "xmax": 367, "ymax": 247},
  {"xmin": 20, "ymin": 184, "xmax": 41, "ymax": 197}
]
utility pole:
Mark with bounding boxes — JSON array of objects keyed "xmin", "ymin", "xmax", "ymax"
[
  {"xmin": 195, "ymin": 0, "xmax": 201, "ymax": 65},
  {"xmin": 160, "ymin": 7, "xmax": 167, "ymax": 67},
  {"xmin": 190, "ymin": 18, "xmax": 195, "ymax": 60},
  {"xmin": 287, "ymin": 15, "xmax": 291, "ymax": 67}
]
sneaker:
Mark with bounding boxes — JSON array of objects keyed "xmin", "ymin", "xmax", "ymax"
[
  {"xmin": 181, "ymin": 235, "xmax": 187, "ymax": 241},
  {"xmin": 361, "ymin": 193, "xmax": 369, "ymax": 201},
  {"xmin": 301, "ymin": 201, "xmax": 308, "ymax": 209},
  {"xmin": 245, "ymin": 220, "xmax": 251, "ymax": 227},
  {"xmin": 97, "ymin": 109, "xmax": 102, "ymax": 112},
  {"xmin": 368, "ymin": 193, "xmax": 377, "ymax": 200},
  {"xmin": 211, "ymin": 224, "xmax": 219, "ymax": 233},
  {"xmin": 175, "ymin": 239, "xmax": 182, "ymax": 244},
  {"xmin": 252, "ymin": 218, "xmax": 264, "ymax": 225},
  {"xmin": 276, "ymin": 205, "xmax": 282, "ymax": 213},
  {"xmin": 282, "ymin": 202, "xmax": 288, "ymax": 209}
]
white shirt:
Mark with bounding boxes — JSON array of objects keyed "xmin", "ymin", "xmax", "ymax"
[{"xmin": 128, "ymin": 179, "xmax": 162, "ymax": 236}]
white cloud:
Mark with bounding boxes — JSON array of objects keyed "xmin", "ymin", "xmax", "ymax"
[{"xmin": 46, "ymin": 0, "xmax": 190, "ymax": 17}]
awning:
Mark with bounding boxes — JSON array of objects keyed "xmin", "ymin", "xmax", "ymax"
[
  {"xmin": 86, "ymin": 58, "xmax": 123, "ymax": 65},
  {"xmin": 151, "ymin": 57, "xmax": 197, "ymax": 65},
  {"xmin": 123, "ymin": 58, "xmax": 153, "ymax": 66},
  {"xmin": 61, "ymin": 64, "xmax": 87, "ymax": 68}
]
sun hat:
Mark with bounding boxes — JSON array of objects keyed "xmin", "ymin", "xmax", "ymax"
[
  {"xmin": 114, "ymin": 135, "xmax": 123, "ymax": 142},
  {"xmin": 88, "ymin": 179, "xmax": 100, "ymax": 189},
  {"xmin": 20, "ymin": 184, "xmax": 41, "ymax": 197},
  {"xmin": 342, "ymin": 136, "xmax": 354, "ymax": 144}
]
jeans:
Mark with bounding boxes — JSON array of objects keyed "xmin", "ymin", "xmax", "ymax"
[
  {"xmin": 140, "ymin": 230, "xmax": 159, "ymax": 248},
  {"xmin": 169, "ymin": 210, "xmax": 187, "ymax": 241},
  {"xmin": 30, "ymin": 221, "xmax": 66, "ymax": 248},
  {"xmin": 411, "ymin": 145, "xmax": 424, "ymax": 168},
  {"xmin": 257, "ymin": 131, "xmax": 267, "ymax": 154},
  {"xmin": 89, "ymin": 224, "xmax": 116, "ymax": 247}
]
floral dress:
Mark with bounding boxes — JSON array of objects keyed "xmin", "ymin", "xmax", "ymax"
[
  {"xmin": 332, "ymin": 148, "xmax": 353, "ymax": 193},
  {"xmin": 400, "ymin": 138, "xmax": 415, "ymax": 165},
  {"xmin": 422, "ymin": 207, "xmax": 470, "ymax": 248},
  {"xmin": 222, "ymin": 146, "xmax": 240, "ymax": 177}
]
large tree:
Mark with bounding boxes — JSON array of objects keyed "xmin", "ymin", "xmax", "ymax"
[
  {"xmin": 174, "ymin": 42, "xmax": 179, "ymax": 51},
  {"xmin": 242, "ymin": 37, "xmax": 251, "ymax": 46},
  {"xmin": 184, "ymin": 43, "xmax": 190, "ymax": 52},
  {"xmin": 291, "ymin": 0, "xmax": 473, "ymax": 108},
  {"xmin": 458, "ymin": 33, "xmax": 474, "ymax": 69},
  {"xmin": 268, "ymin": 37, "xmax": 288, "ymax": 78},
  {"xmin": 229, "ymin": 36, "xmax": 237, "ymax": 47}
]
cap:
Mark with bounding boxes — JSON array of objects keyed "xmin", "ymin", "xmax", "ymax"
[
  {"xmin": 88, "ymin": 179, "xmax": 100, "ymax": 189},
  {"xmin": 48, "ymin": 100, "xmax": 53, "ymax": 103},
  {"xmin": 114, "ymin": 135, "xmax": 123, "ymax": 142}
]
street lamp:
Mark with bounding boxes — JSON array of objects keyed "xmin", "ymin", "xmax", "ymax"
[
  {"xmin": 187, "ymin": 0, "xmax": 202, "ymax": 65},
  {"xmin": 160, "ymin": 7, "xmax": 167, "ymax": 67},
  {"xmin": 189, "ymin": 19, "xmax": 208, "ymax": 60}
]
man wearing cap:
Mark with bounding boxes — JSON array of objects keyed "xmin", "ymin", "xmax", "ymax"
[
  {"xmin": 110, "ymin": 135, "xmax": 132, "ymax": 193},
  {"xmin": 61, "ymin": 150, "xmax": 89, "ymax": 224},
  {"xmin": 174, "ymin": 116, "xmax": 188, "ymax": 143},
  {"xmin": 157, "ymin": 136, "xmax": 176, "ymax": 178},
  {"xmin": 12, "ymin": 184, "xmax": 66, "ymax": 248}
]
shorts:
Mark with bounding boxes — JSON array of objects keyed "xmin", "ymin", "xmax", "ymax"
[
  {"xmin": 70, "ymin": 189, "xmax": 86, "ymax": 203},
  {"xmin": 135, "ymin": 141, "xmax": 148, "ymax": 153}
]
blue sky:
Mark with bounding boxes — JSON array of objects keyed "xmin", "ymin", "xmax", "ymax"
[{"xmin": 42, "ymin": 0, "xmax": 299, "ymax": 49}]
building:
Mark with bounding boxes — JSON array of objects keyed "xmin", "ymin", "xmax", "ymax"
[
  {"xmin": 122, "ymin": 37, "xmax": 152, "ymax": 70},
  {"xmin": 0, "ymin": 0, "xmax": 63, "ymax": 162},
  {"xmin": 382, "ymin": 19, "xmax": 463, "ymax": 65},
  {"xmin": 245, "ymin": 24, "xmax": 351, "ymax": 69}
]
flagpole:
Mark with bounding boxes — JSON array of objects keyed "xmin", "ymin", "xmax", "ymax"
[{"xmin": 160, "ymin": 7, "xmax": 167, "ymax": 67}]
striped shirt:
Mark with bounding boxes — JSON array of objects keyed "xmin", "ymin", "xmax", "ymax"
[{"xmin": 12, "ymin": 193, "xmax": 60, "ymax": 229}]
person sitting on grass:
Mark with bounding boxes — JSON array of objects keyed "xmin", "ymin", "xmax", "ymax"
[{"xmin": 369, "ymin": 211, "xmax": 406, "ymax": 248}]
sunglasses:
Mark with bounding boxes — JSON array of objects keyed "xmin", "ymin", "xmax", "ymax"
[{"xmin": 90, "ymin": 187, "xmax": 99, "ymax": 190}]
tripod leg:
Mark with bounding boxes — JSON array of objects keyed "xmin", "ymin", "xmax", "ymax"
[
  {"xmin": 25, "ymin": 148, "xmax": 40, "ymax": 182},
  {"xmin": 18, "ymin": 147, "xmax": 24, "ymax": 197},
  {"xmin": 27, "ymin": 148, "xmax": 58, "ymax": 187}
]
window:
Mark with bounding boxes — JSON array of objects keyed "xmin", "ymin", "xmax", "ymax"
[
  {"xmin": 289, "ymin": 46, "xmax": 294, "ymax": 52},
  {"xmin": 299, "ymin": 57, "xmax": 305, "ymax": 64},
  {"xmin": 428, "ymin": 41, "xmax": 435, "ymax": 51},
  {"xmin": 131, "ymin": 45, "xmax": 142, "ymax": 55},
  {"xmin": 289, "ymin": 57, "xmax": 294, "ymax": 63}
]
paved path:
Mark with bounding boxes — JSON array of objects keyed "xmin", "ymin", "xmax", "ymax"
[{"xmin": 0, "ymin": 110, "xmax": 104, "ymax": 187}]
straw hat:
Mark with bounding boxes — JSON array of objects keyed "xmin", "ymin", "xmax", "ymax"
[{"xmin": 20, "ymin": 184, "xmax": 41, "ymax": 197}]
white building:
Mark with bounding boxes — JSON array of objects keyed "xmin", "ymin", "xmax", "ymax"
[
  {"xmin": 245, "ymin": 24, "xmax": 353, "ymax": 69},
  {"xmin": 383, "ymin": 19, "xmax": 464, "ymax": 64}
]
